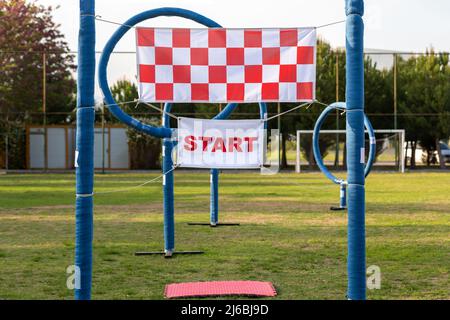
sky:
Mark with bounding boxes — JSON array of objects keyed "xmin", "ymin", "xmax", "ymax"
[
  {"xmin": 33, "ymin": 0, "xmax": 450, "ymax": 99},
  {"xmin": 37, "ymin": 0, "xmax": 450, "ymax": 53}
]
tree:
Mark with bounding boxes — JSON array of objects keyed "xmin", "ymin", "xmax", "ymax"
[
  {"xmin": 0, "ymin": 0, "xmax": 75, "ymax": 120},
  {"xmin": 0, "ymin": 0, "xmax": 76, "ymax": 168},
  {"xmin": 110, "ymin": 79, "xmax": 162, "ymax": 169},
  {"xmin": 397, "ymin": 50, "xmax": 450, "ymax": 169},
  {"xmin": 275, "ymin": 40, "xmax": 346, "ymax": 169}
]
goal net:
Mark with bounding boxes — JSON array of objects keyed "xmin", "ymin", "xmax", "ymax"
[{"xmin": 295, "ymin": 130, "xmax": 405, "ymax": 173}]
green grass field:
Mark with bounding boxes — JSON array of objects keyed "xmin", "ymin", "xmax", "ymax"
[{"xmin": 0, "ymin": 172, "xmax": 448, "ymax": 300}]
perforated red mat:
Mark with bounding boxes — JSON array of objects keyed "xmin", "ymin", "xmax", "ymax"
[{"xmin": 165, "ymin": 281, "xmax": 277, "ymax": 299}]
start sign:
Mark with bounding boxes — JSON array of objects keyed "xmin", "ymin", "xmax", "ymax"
[{"xmin": 176, "ymin": 117, "xmax": 265, "ymax": 169}]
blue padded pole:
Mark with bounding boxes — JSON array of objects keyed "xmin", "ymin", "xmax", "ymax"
[
  {"xmin": 75, "ymin": 0, "xmax": 95, "ymax": 300},
  {"xmin": 209, "ymin": 103, "xmax": 267, "ymax": 225},
  {"xmin": 210, "ymin": 169, "xmax": 219, "ymax": 225},
  {"xmin": 345, "ymin": 0, "xmax": 366, "ymax": 300},
  {"xmin": 209, "ymin": 103, "xmax": 238, "ymax": 226},
  {"xmin": 162, "ymin": 103, "xmax": 175, "ymax": 254}
]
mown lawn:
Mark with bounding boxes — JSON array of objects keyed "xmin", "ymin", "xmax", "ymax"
[{"xmin": 0, "ymin": 171, "xmax": 448, "ymax": 300}]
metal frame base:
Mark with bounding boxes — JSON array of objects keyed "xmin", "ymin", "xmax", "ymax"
[
  {"xmin": 330, "ymin": 206, "xmax": 347, "ymax": 211},
  {"xmin": 187, "ymin": 222, "xmax": 240, "ymax": 227},
  {"xmin": 135, "ymin": 251, "xmax": 204, "ymax": 258}
]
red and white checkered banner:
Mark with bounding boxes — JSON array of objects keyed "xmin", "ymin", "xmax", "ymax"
[
  {"xmin": 176, "ymin": 118, "xmax": 265, "ymax": 169},
  {"xmin": 136, "ymin": 27, "xmax": 316, "ymax": 103}
]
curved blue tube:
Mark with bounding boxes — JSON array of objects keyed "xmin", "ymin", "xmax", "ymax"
[
  {"xmin": 312, "ymin": 102, "xmax": 375, "ymax": 185},
  {"xmin": 75, "ymin": 0, "xmax": 95, "ymax": 300},
  {"xmin": 98, "ymin": 7, "xmax": 227, "ymax": 254},
  {"xmin": 209, "ymin": 103, "xmax": 238, "ymax": 225},
  {"xmin": 364, "ymin": 115, "xmax": 376, "ymax": 177},
  {"xmin": 313, "ymin": 102, "xmax": 347, "ymax": 184},
  {"xmin": 98, "ymin": 7, "xmax": 223, "ymax": 138},
  {"xmin": 210, "ymin": 103, "xmax": 267, "ymax": 225},
  {"xmin": 345, "ymin": 0, "xmax": 366, "ymax": 300}
]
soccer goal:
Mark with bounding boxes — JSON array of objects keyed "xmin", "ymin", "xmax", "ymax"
[{"xmin": 295, "ymin": 129, "xmax": 405, "ymax": 173}]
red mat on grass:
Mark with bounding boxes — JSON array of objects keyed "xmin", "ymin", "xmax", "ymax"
[{"xmin": 165, "ymin": 281, "xmax": 277, "ymax": 299}]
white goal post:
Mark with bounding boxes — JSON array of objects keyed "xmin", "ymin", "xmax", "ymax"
[{"xmin": 295, "ymin": 129, "xmax": 406, "ymax": 173}]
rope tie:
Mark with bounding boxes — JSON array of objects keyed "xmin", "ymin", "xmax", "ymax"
[
  {"xmin": 85, "ymin": 13, "xmax": 345, "ymax": 31},
  {"xmin": 265, "ymin": 102, "xmax": 313, "ymax": 121},
  {"xmin": 140, "ymin": 101, "xmax": 178, "ymax": 120},
  {"xmin": 347, "ymin": 183, "xmax": 365, "ymax": 187},
  {"xmin": 76, "ymin": 193, "xmax": 94, "ymax": 198},
  {"xmin": 90, "ymin": 164, "xmax": 179, "ymax": 195}
]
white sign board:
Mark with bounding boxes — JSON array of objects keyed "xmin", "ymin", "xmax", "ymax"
[{"xmin": 176, "ymin": 117, "xmax": 265, "ymax": 169}]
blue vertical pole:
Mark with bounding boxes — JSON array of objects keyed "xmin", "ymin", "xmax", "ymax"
[
  {"xmin": 345, "ymin": 0, "xmax": 366, "ymax": 299},
  {"xmin": 162, "ymin": 104, "xmax": 175, "ymax": 255},
  {"xmin": 210, "ymin": 170, "xmax": 219, "ymax": 225},
  {"xmin": 75, "ymin": 0, "xmax": 95, "ymax": 300},
  {"xmin": 339, "ymin": 183, "xmax": 347, "ymax": 209},
  {"xmin": 209, "ymin": 103, "xmax": 266, "ymax": 226},
  {"xmin": 209, "ymin": 103, "xmax": 238, "ymax": 226}
]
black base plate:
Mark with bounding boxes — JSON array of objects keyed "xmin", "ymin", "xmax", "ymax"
[
  {"xmin": 330, "ymin": 206, "xmax": 347, "ymax": 211},
  {"xmin": 187, "ymin": 222, "xmax": 240, "ymax": 227},
  {"xmin": 135, "ymin": 251, "xmax": 204, "ymax": 258}
]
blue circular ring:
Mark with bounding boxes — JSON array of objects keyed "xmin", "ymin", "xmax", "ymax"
[
  {"xmin": 99, "ymin": 7, "xmax": 230, "ymax": 138},
  {"xmin": 312, "ymin": 102, "xmax": 376, "ymax": 184}
]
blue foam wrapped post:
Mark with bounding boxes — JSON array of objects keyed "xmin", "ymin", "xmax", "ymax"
[
  {"xmin": 162, "ymin": 103, "xmax": 175, "ymax": 254},
  {"xmin": 209, "ymin": 103, "xmax": 238, "ymax": 225},
  {"xmin": 209, "ymin": 103, "xmax": 267, "ymax": 225},
  {"xmin": 345, "ymin": 0, "xmax": 366, "ymax": 300},
  {"xmin": 75, "ymin": 0, "xmax": 95, "ymax": 300},
  {"xmin": 210, "ymin": 170, "xmax": 219, "ymax": 225}
]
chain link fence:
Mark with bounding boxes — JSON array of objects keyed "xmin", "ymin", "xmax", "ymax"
[{"xmin": 0, "ymin": 50, "xmax": 448, "ymax": 171}]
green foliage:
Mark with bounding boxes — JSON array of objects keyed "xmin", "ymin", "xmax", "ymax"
[
  {"xmin": 110, "ymin": 79, "xmax": 162, "ymax": 169},
  {"xmin": 0, "ymin": 0, "xmax": 76, "ymax": 168},
  {"xmin": 110, "ymin": 79, "xmax": 139, "ymax": 107},
  {"xmin": 397, "ymin": 51, "xmax": 450, "ymax": 165},
  {"xmin": 126, "ymin": 117, "xmax": 162, "ymax": 169},
  {"xmin": 0, "ymin": 0, "xmax": 76, "ymax": 121}
]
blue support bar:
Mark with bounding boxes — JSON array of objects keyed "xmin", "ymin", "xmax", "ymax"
[
  {"xmin": 345, "ymin": 0, "xmax": 366, "ymax": 300},
  {"xmin": 162, "ymin": 104, "xmax": 175, "ymax": 254},
  {"xmin": 210, "ymin": 170, "xmax": 219, "ymax": 225},
  {"xmin": 209, "ymin": 103, "xmax": 267, "ymax": 225},
  {"xmin": 162, "ymin": 137, "xmax": 175, "ymax": 254},
  {"xmin": 339, "ymin": 183, "xmax": 347, "ymax": 209},
  {"xmin": 75, "ymin": 0, "xmax": 95, "ymax": 300},
  {"xmin": 209, "ymin": 103, "xmax": 238, "ymax": 226}
]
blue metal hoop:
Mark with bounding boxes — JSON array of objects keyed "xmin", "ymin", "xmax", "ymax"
[
  {"xmin": 312, "ymin": 102, "xmax": 376, "ymax": 185},
  {"xmin": 98, "ymin": 7, "xmax": 225, "ymax": 138},
  {"xmin": 98, "ymin": 7, "xmax": 269, "ymax": 254}
]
